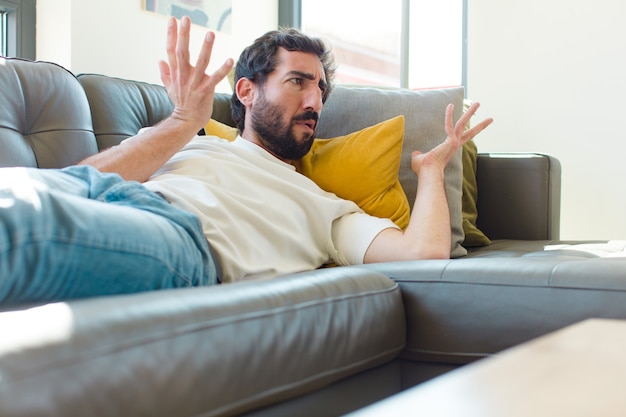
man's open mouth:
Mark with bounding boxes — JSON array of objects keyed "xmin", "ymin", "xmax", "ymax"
[{"xmin": 294, "ymin": 112, "xmax": 319, "ymax": 132}]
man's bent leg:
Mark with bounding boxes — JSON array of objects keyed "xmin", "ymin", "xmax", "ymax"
[{"xmin": 0, "ymin": 167, "xmax": 218, "ymax": 306}]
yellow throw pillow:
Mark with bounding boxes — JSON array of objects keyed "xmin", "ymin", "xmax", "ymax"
[
  {"xmin": 205, "ymin": 116, "xmax": 411, "ymax": 229},
  {"xmin": 205, "ymin": 119, "xmax": 238, "ymax": 141},
  {"xmin": 295, "ymin": 115, "xmax": 410, "ymax": 230}
]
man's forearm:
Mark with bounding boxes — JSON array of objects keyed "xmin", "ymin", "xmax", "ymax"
[
  {"xmin": 363, "ymin": 166, "xmax": 451, "ymax": 263},
  {"xmin": 403, "ymin": 167, "xmax": 452, "ymax": 258},
  {"xmin": 79, "ymin": 116, "xmax": 200, "ymax": 182}
]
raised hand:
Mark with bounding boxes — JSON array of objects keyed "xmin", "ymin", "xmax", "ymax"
[
  {"xmin": 411, "ymin": 102, "xmax": 493, "ymax": 176},
  {"xmin": 158, "ymin": 16, "xmax": 234, "ymax": 131},
  {"xmin": 78, "ymin": 17, "xmax": 234, "ymax": 182}
]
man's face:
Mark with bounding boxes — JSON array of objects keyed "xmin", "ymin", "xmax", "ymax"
[{"xmin": 248, "ymin": 48, "xmax": 327, "ymax": 161}]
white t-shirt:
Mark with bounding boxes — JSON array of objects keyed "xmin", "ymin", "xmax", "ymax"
[{"xmin": 143, "ymin": 136, "xmax": 397, "ymax": 282}]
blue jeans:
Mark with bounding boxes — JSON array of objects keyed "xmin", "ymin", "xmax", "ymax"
[{"xmin": 0, "ymin": 165, "xmax": 219, "ymax": 306}]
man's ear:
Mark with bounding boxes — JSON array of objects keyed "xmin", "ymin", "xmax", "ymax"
[{"xmin": 235, "ymin": 78, "xmax": 255, "ymax": 106}]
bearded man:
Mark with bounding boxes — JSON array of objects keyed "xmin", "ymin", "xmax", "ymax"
[{"xmin": 0, "ymin": 16, "xmax": 492, "ymax": 306}]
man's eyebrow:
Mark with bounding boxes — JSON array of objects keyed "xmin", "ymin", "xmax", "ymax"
[
  {"xmin": 286, "ymin": 70, "xmax": 316, "ymax": 80},
  {"xmin": 286, "ymin": 70, "xmax": 328, "ymax": 90}
]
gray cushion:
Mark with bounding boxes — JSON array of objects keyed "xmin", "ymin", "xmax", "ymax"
[{"xmin": 317, "ymin": 86, "xmax": 466, "ymax": 257}]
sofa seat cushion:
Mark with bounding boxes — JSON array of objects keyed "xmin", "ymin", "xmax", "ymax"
[
  {"xmin": 357, "ymin": 241, "xmax": 626, "ymax": 366},
  {"xmin": 466, "ymin": 239, "xmax": 626, "ymax": 258},
  {"xmin": 0, "ymin": 268, "xmax": 405, "ymax": 417}
]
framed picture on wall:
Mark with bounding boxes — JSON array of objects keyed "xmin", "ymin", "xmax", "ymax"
[{"xmin": 143, "ymin": 0, "xmax": 232, "ymax": 33}]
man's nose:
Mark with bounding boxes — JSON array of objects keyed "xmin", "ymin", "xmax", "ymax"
[{"xmin": 303, "ymin": 86, "xmax": 323, "ymax": 113}]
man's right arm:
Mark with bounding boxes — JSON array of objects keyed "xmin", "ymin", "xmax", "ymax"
[{"xmin": 79, "ymin": 16, "xmax": 233, "ymax": 183}]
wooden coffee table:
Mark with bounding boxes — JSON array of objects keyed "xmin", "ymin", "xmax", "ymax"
[{"xmin": 347, "ymin": 318, "xmax": 626, "ymax": 416}]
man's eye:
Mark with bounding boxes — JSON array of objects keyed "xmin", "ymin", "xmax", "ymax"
[{"xmin": 289, "ymin": 78, "xmax": 303, "ymax": 85}]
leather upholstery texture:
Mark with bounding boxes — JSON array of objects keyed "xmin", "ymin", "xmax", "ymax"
[
  {"xmin": 78, "ymin": 73, "xmax": 175, "ymax": 151},
  {"xmin": 0, "ymin": 269, "xmax": 404, "ymax": 417},
  {"xmin": 360, "ymin": 239, "xmax": 626, "ymax": 367},
  {"xmin": 0, "ymin": 58, "xmax": 98, "ymax": 168},
  {"xmin": 77, "ymin": 73, "xmax": 235, "ymax": 151},
  {"xmin": 476, "ymin": 153, "xmax": 561, "ymax": 240}
]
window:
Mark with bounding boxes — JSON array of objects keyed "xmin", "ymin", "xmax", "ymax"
[
  {"xmin": 1, "ymin": 11, "xmax": 7, "ymax": 56},
  {"xmin": 0, "ymin": 0, "xmax": 35, "ymax": 59},
  {"xmin": 280, "ymin": 0, "xmax": 466, "ymax": 91},
  {"xmin": 302, "ymin": 0, "xmax": 403, "ymax": 86},
  {"xmin": 407, "ymin": 0, "xmax": 464, "ymax": 89}
]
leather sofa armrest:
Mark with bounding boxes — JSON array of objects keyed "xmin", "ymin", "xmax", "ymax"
[{"xmin": 475, "ymin": 153, "xmax": 561, "ymax": 240}]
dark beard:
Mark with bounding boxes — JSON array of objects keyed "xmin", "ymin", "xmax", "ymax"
[{"xmin": 250, "ymin": 92, "xmax": 318, "ymax": 160}]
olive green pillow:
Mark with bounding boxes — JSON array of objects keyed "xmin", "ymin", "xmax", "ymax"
[{"xmin": 462, "ymin": 139, "xmax": 491, "ymax": 247}]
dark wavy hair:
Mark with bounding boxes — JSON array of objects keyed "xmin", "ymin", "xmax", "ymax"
[{"xmin": 230, "ymin": 28, "xmax": 336, "ymax": 133}]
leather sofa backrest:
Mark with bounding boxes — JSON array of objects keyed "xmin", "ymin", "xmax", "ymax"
[
  {"xmin": 78, "ymin": 73, "xmax": 175, "ymax": 151},
  {"xmin": 0, "ymin": 58, "xmax": 98, "ymax": 168},
  {"xmin": 77, "ymin": 73, "xmax": 235, "ymax": 151}
]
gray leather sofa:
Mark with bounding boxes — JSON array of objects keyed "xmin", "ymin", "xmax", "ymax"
[{"xmin": 1, "ymin": 58, "xmax": 625, "ymax": 417}]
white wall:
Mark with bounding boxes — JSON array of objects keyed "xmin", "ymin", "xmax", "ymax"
[
  {"xmin": 36, "ymin": 0, "xmax": 278, "ymax": 93},
  {"xmin": 467, "ymin": 0, "xmax": 626, "ymax": 240}
]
